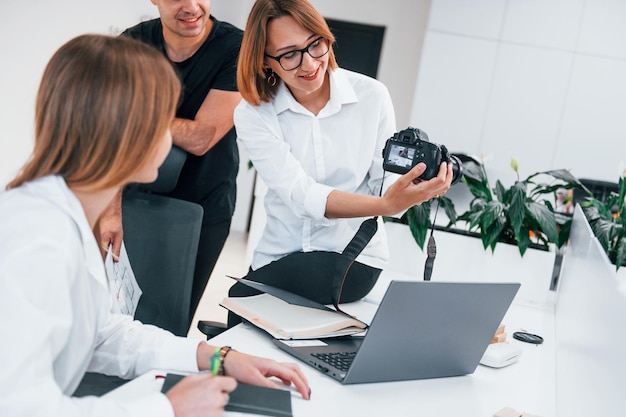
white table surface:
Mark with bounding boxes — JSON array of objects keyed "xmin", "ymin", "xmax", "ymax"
[{"xmin": 107, "ymin": 273, "xmax": 556, "ymax": 417}]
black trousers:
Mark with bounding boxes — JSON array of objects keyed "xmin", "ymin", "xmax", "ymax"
[
  {"xmin": 227, "ymin": 251, "xmax": 381, "ymax": 327},
  {"xmin": 189, "ymin": 218, "xmax": 231, "ymax": 325}
]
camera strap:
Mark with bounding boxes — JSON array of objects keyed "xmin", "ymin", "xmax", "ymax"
[
  {"xmin": 423, "ymin": 198, "xmax": 441, "ymax": 281},
  {"xmin": 424, "ymin": 234, "xmax": 436, "ymax": 281},
  {"xmin": 331, "ymin": 216, "xmax": 378, "ymax": 313}
]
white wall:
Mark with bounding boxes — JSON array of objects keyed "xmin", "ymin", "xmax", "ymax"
[
  {"xmin": 411, "ymin": 0, "xmax": 626, "ymax": 185},
  {"xmin": 0, "ymin": 0, "xmax": 159, "ymax": 188},
  {"xmin": 3, "ymin": 0, "xmax": 625, "ymax": 232}
]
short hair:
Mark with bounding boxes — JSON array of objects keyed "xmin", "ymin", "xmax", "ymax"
[
  {"xmin": 237, "ymin": 0, "xmax": 338, "ymax": 106},
  {"xmin": 7, "ymin": 34, "xmax": 181, "ymax": 191}
]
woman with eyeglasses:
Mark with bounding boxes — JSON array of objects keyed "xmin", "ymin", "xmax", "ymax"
[{"xmin": 229, "ymin": 0, "xmax": 452, "ymax": 317}]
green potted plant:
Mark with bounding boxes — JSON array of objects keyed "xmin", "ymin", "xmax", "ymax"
[
  {"xmin": 454, "ymin": 157, "xmax": 586, "ymax": 256},
  {"xmin": 580, "ymin": 175, "xmax": 626, "ymax": 270},
  {"xmin": 388, "ymin": 157, "xmax": 586, "ymax": 257}
]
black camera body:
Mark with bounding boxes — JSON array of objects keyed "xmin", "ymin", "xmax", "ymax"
[{"xmin": 382, "ymin": 127, "xmax": 462, "ymax": 184}]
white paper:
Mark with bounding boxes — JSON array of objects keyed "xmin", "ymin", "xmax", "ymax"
[
  {"xmin": 104, "ymin": 242, "xmax": 142, "ymax": 316},
  {"xmin": 279, "ymin": 339, "xmax": 328, "ymax": 347}
]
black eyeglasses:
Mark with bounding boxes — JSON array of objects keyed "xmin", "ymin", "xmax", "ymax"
[{"xmin": 265, "ymin": 36, "xmax": 329, "ymax": 71}]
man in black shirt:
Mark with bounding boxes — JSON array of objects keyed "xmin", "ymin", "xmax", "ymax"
[{"xmin": 98, "ymin": 0, "xmax": 243, "ymax": 330}]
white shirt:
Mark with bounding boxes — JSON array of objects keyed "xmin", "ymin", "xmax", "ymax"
[
  {"xmin": 235, "ymin": 68, "xmax": 400, "ymax": 270},
  {"xmin": 0, "ymin": 175, "xmax": 201, "ymax": 417}
]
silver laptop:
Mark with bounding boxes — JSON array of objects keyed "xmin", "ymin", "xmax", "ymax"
[{"xmin": 273, "ymin": 280, "xmax": 520, "ymax": 384}]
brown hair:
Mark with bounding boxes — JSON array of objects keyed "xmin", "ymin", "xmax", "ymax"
[
  {"xmin": 7, "ymin": 34, "xmax": 181, "ymax": 191},
  {"xmin": 237, "ymin": 0, "xmax": 338, "ymax": 105}
]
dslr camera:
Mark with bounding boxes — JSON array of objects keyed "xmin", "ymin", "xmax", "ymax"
[{"xmin": 382, "ymin": 127, "xmax": 462, "ymax": 184}]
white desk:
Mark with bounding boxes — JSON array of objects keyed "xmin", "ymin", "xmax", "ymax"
[
  {"xmin": 107, "ymin": 205, "xmax": 626, "ymax": 417},
  {"xmin": 107, "ymin": 273, "xmax": 556, "ymax": 417}
]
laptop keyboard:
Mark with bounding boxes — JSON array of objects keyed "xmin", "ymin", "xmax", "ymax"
[{"xmin": 312, "ymin": 352, "xmax": 356, "ymax": 372}]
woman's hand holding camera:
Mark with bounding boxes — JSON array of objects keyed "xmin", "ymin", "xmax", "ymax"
[{"xmin": 383, "ymin": 161, "xmax": 453, "ymax": 214}]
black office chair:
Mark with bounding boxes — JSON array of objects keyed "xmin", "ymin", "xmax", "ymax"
[
  {"xmin": 122, "ymin": 189, "xmax": 203, "ymax": 337},
  {"xmin": 121, "ymin": 145, "xmax": 202, "ymax": 337},
  {"xmin": 197, "ymin": 319, "xmax": 228, "ymax": 339}
]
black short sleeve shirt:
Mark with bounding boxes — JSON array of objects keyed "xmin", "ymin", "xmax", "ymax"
[{"xmin": 122, "ymin": 17, "xmax": 243, "ymax": 223}]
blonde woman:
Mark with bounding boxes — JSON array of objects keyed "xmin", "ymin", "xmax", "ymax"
[{"xmin": 0, "ymin": 34, "xmax": 309, "ymax": 417}]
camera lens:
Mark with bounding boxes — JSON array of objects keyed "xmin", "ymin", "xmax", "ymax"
[{"xmin": 449, "ymin": 155, "xmax": 463, "ymax": 185}]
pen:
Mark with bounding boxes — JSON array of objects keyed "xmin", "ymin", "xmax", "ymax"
[
  {"xmin": 361, "ymin": 297, "xmax": 380, "ymax": 306},
  {"xmin": 102, "ymin": 243, "xmax": 120, "ymax": 262}
]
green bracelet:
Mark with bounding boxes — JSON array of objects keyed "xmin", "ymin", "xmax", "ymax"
[
  {"xmin": 210, "ymin": 347, "xmax": 221, "ymax": 376},
  {"xmin": 210, "ymin": 346, "xmax": 233, "ymax": 376}
]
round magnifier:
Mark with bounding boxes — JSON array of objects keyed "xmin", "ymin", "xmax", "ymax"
[{"xmin": 513, "ymin": 331, "xmax": 544, "ymax": 344}]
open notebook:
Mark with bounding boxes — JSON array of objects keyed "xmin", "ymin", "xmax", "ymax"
[{"xmin": 220, "ymin": 278, "xmax": 367, "ymax": 339}]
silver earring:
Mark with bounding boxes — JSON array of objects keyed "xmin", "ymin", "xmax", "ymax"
[{"xmin": 267, "ymin": 71, "xmax": 277, "ymax": 87}]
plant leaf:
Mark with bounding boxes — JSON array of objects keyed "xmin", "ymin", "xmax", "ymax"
[
  {"xmin": 458, "ymin": 199, "xmax": 487, "ymax": 229},
  {"xmin": 457, "ymin": 208, "xmax": 482, "ymax": 229},
  {"xmin": 494, "ymin": 181, "xmax": 507, "ymax": 203},
  {"xmin": 526, "ymin": 202, "xmax": 558, "ymax": 243},
  {"xmin": 461, "ymin": 160, "xmax": 488, "ymax": 183},
  {"xmin": 463, "ymin": 176, "xmax": 492, "ymax": 201},
  {"xmin": 557, "ymin": 218, "xmax": 572, "ymax": 247},
  {"xmin": 480, "ymin": 201, "xmax": 504, "ymax": 231},
  {"xmin": 589, "ymin": 218, "xmax": 614, "ymax": 251},
  {"xmin": 530, "ymin": 183, "xmax": 567, "ymax": 195},
  {"xmin": 594, "ymin": 198, "xmax": 617, "ymax": 220},
  {"xmin": 515, "ymin": 225, "xmax": 531, "ymax": 256},
  {"xmin": 482, "ymin": 216, "xmax": 507, "ymax": 252},
  {"xmin": 582, "ymin": 204, "xmax": 604, "ymax": 222},
  {"xmin": 618, "ymin": 175, "xmax": 626, "ymax": 215},
  {"xmin": 438, "ymin": 196, "xmax": 458, "ymax": 223},
  {"xmin": 406, "ymin": 204, "xmax": 431, "ymax": 249},
  {"xmin": 508, "ymin": 182, "xmax": 527, "ymax": 235},
  {"xmin": 543, "ymin": 169, "xmax": 584, "ymax": 185},
  {"xmin": 616, "ymin": 236, "xmax": 626, "ymax": 270}
]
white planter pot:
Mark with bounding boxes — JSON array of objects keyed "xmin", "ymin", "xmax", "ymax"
[{"xmin": 383, "ymin": 222, "xmax": 556, "ymax": 308}]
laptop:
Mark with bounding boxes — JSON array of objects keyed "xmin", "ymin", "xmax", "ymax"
[{"xmin": 273, "ymin": 280, "xmax": 520, "ymax": 384}]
